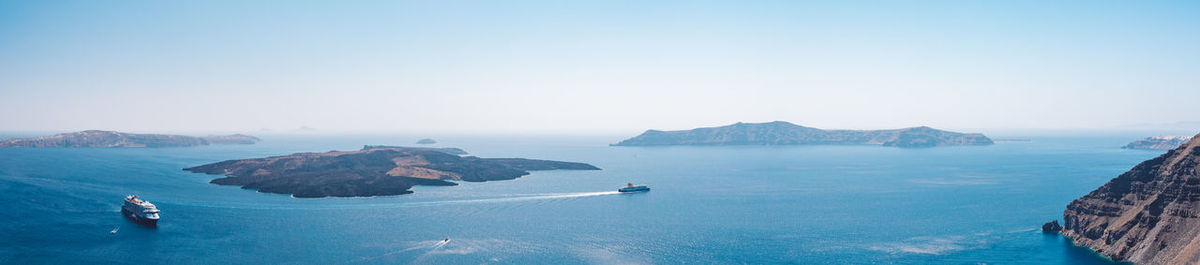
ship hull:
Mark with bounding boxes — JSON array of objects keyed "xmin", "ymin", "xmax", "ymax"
[
  {"xmin": 618, "ymin": 186, "xmax": 650, "ymax": 193},
  {"xmin": 122, "ymin": 208, "xmax": 158, "ymax": 227}
]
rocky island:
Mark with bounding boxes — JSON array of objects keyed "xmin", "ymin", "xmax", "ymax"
[
  {"xmin": 613, "ymin": 121, "xmax": 993, "ymax": 148},
  {"xmin": 0, "ymin": 130, "xmax": 260, "ymax": 148},
  {"xmin": 415, "ymin": 138, "xmax": 437, "ymax": 144},
  {"xmin": 183, "ymin": 146, "xmax": 600, "ymax": 198},
  {"xmin": 1123, "ymin": 135, "xmax": 1192, "ymax": 150},
  {"xmin": 1059, "ymin": 132, "xmax": 1200, "ymax": 265}
]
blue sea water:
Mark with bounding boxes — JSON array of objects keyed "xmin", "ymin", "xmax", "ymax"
[{"xmin": 0, "ymin": 132, "xmax": 1166, "ymax": 264}]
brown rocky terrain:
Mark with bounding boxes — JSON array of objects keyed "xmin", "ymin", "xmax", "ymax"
[
  {"xmin": 183, "ymin": 147, "xmax": 600, "ymax": 198},
  {"xmin": 1062, "ymin": 132, "xmax": 1200, "ymax": 265},
  {"xmin": 0, "ymin": 130, "xmax": 260, "ymax": 147}
]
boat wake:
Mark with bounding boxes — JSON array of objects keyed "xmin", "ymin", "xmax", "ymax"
[
  {"xmin": 352, "ymin": 238, "xmax": 537, "ymax": 264},
  {"xmin": 431, "ymin": 239, "xmax": 449, "ymax": 249},
  {"xmin": 404, "ymin": 191, "xmax": 622, "ymax": 207},
  {"xmin": 350, "ymin": 239, "xmax": 451, "ymax": 264}
]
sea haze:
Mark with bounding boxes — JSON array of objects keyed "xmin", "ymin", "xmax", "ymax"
[{"xmin": 0, "ymin": 133, "xmax": 1160, "ymax": 264}]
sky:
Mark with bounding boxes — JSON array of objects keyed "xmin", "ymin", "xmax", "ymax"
[{"xmin": 1, "ymin": 0, "xmax": 1198, "ymax": 134}]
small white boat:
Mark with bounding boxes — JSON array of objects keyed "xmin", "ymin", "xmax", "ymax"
[{"xmin": 110, "ymin": 227, "xmax": 119, "ymax": 234}]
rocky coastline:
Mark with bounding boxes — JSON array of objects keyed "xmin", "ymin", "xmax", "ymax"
[{"xmin": 1058, "ymin": 132, "xmax": 1200, "ymax": 265}]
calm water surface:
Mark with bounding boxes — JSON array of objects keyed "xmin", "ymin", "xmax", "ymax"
[{"xmin": 0, "ymin": 133, "xmax": 1162, "ymax": 264}]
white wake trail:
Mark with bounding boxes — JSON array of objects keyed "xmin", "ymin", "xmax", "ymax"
[{"xmin": 405, "ymin": 191, "xmax": 622, "ymax": 206}]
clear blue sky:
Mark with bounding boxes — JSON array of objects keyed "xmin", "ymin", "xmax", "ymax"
[{"xmin": 1, "ymin": 0, "xmax": 1197, "ymax": 133}]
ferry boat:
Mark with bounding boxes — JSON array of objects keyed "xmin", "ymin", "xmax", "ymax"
[
  {"xmin": 122, "ymin": 195, "xmax": 160, "ymax": 227},
  {"xmin": 618, "ymin": 183, "xmax": 650, "ymax": 193}
]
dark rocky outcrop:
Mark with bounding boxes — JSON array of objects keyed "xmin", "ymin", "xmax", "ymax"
[
  {"xmin": 612, "ymin": 121, "xmax": 993, "ymax": 148},
  {"xmin": 1043, "ymin": 220, "xmax": 1063, "ymax": 233},
  {"xmin": 1062, "ymin": 132, "xmax": 1200, "ymax": 265},
  {"xmin": 1123, "ymin": 136, "xmax": 1192, "ymax": 150},
  {"xmin": 183, "ymin": 147, "xmax": 599, "ymax": 198},
  {"xmin": 0, "ymin": 130, "xmax": 260, "ymax": 148}
]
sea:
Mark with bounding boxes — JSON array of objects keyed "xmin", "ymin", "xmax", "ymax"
[{"xmin": 0, "ymin": 131, "xmax": 1175, "ymax": 264}]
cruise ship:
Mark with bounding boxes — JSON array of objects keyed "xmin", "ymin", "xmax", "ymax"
[{"xmin": 122, "ymin": 195, "xmax": 160, "ymax": 226}]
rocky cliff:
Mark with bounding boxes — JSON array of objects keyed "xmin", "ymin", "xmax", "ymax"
[
  {"xmin": 1062, "ymin": 132, "xmax": 1200, "ymax": 265},
  {"xmin": 183, "ymin": 147, "xmax": 600, "ymax": 198},
  {"xmin": 1123, "ymin": 136, "xmax": 1192, "ymax": 150},
  {"xmin": 612, "ymin": 121, "xmax": 993, "ymax": 148},
  {"xmin": 0, "ymin": 130, "xmax": 260, "ymax": 148}
]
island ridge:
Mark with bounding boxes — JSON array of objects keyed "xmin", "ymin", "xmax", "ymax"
[
  {"xmin": 0, "ymin": 130, "xmax": 260, "ymax": 148},
  {"xmin": 613, "ymin": 121, "xmax": 993, "ymax": 148},
  {"xmin": 1122, "ymin": 135, "xmax": 1192, "ymax": 150}
]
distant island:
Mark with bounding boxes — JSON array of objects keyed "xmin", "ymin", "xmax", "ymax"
[
  {"xmin": 415, "ymin": 138, "xmax": 437, "ymax": 144},
  {"xmin": 184, "ymin": 146, "xmax": 600, "ymax": 198},
  {"xmin": 361, "ymin": 145, "xmax": 467, "ymax": 155},
  {"xmin": 612, "ymin": 121, "xmax": 993, "ymax": 148},
  {"xmin": 1057, "ymin": 133, "xmax": 1200, "ymax": 264},
  {"xmin": 0, "ymin": 130, "xmax": 260, "ymax": 148},
  {"xmin": 1122, "ymin": 135, "xmax": 1191, "ymax": 150}
]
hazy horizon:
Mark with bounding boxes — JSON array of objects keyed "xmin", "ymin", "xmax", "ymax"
[
  {"xmin": 2, "ymin": 1, "xmax": 1198, "ymax": 133},
  {"xmin": 4, "ymin": 122, "xmax": 1200, "ymax": 139}
]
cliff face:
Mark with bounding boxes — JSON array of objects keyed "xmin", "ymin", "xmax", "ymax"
[
  {"xmin": 1123, "ymin": 136, "xmax": 1192, "ymax": 150},
  {"xmin": 1062, "ymin": 132, "xmax": 1200, "ymax": 265},
  {"xmin": 0, "ymin": 130, "xmax": 260, "ymax": 147},
  {"xmin": 184, "ymin": 147, "xmax": 599, "ymax": 198},
  {"xmin": 612, "ymin": 121, "xmax": 993, "ymax": 148}
]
